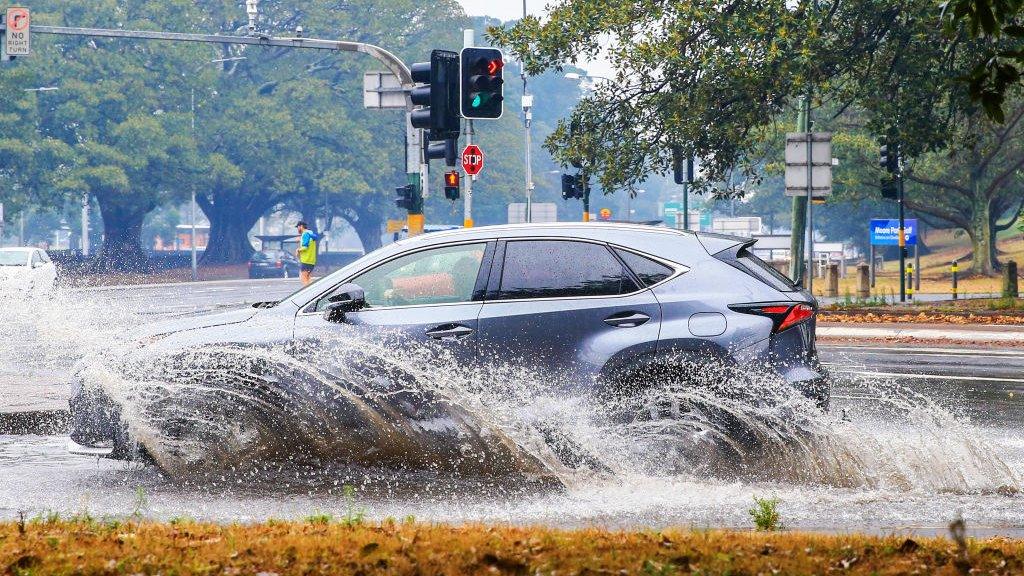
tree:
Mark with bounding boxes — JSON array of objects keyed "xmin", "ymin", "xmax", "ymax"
[
  {"xmin": 23, "ymin": 0, "xmax": 205, "ymax": 271},
  {"xmin": 903, "ymin": 99, "xmax": 1024, "ymax": 274},
  {"xmin": 941, "ymin": 0, "xmax": 1024, "ymax": 122},
  {"xmin": 489, "ymin": 0, "xmax": 934, "ymax": 195}
]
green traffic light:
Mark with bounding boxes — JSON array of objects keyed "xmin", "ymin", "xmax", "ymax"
[{"xmin": 471, "ymin": 92, "xmax": 492, "ymax": 108}]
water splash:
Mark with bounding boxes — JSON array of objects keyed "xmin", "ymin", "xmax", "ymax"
[{"xmin": 73, "ymin": 327, "xmax": 1021, "ymax": 496}]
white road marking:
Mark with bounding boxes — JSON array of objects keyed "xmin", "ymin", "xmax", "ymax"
[
  {"xmin": 821, "ymin": 345, "xmax": 1024, "ymax": 357},
  {"xmin": 818, "ymin": 326, "xmax": 1024, "ymax": 342},
  {"xmin": 831, "ymin": 369, "xmax": 1024, "ymax": 383}
]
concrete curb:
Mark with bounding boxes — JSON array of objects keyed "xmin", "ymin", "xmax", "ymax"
[
  {"xmin": 818, "ymin": 325, "xmax": 1024, "ymax": 342},
  {"xmin": 0, "ymin": 409, "xmax": 70, "ymax": 435}
]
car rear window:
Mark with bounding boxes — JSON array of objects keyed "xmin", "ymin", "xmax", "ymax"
[
  {"xmin": 733, "ymin": 248, "xmax": 799, "ymax": 292},
  {"xmin": 613, "ymin": 248, "xmax": 674, "ymax": 287},
  {"xmin": 498, "ymin": 240, "xmax": 639, "ymax": 299}
]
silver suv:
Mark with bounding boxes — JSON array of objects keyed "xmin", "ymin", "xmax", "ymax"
[{"xmin": 69, "ymin": 223, "xmax": 827, "ymax": 459}]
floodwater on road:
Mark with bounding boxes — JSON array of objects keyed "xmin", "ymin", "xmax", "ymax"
[{"xmin": 0, "ymin": 285, "xmax": 1021, "ymax": 536}]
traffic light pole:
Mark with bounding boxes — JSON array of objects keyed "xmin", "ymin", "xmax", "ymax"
[
  {"xmin": 898, "ymin": 170, "xmax": 906, "ymax": 302},
  {"xmin": 463, "ymin": 119, "xmax": 474, "ymax": 228},
  {"xmin": 583, "ymin": 180, "xmax": 591, "ymax": 222},
  {"xmin": 462, "ymin": 29, "xmax": 475, "ymax": 229}
]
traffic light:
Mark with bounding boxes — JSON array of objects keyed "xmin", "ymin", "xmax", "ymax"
[
  {"xmin": 395, "ymin": 184, "xmax": 417, "ymax": 211},
  {"xmin": 410, "ymin": 50, "xmax": 460, "ymax": 141},
  {"xmin": 426, "ymin": 137, "xmax": 458, "ymax": 166},
  {"xmin": 561, "ymin": 174, "xmax": 578, "ymax": 200},
  {"xmin": 880, "ymin": 176, "xmax": 898, "ymax": 200},
  {"xmin": 879, "ymin": 142, "xmax": 899, "ymax": 174},
  {"xmin": 444, "ymin": 171, "xmax": 460, "ymax": 201},
  {"xmin": 561, "ymin": 173, "xmax": 587, "ymax": 200},
  {"xmin": 672, "ymin": 148, "xmax": 694, "ymax": 185},
  {"xmin": 460, "ymin": 47, "xmax": 504, "ymax": 119}
]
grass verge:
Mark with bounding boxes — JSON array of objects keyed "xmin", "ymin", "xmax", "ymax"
[
  {"xmin": 819, "ymin": 297, "xmax": 1024, "ymax": 324},
  {"xmin": 2, "ymin": 519, "xmax": 1022, "ymax": 575}
]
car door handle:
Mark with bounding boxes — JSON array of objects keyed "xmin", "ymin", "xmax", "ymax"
[
  {"xmin": 425, "ymin": 324, "xmax": 474, "ymax": 340},
  {"xmin": 603, "ymin": 312, "xmax": 651, "ymax": 328}
]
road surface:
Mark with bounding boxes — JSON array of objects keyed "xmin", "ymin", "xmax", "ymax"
[{"xmin": 0, "ymin": 278, "xmax": 1021, "ymax": 535}]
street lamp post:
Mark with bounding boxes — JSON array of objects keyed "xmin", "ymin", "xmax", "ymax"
[
  {"xmin": 190, "ymin": 87, "xmax": 198, "ymax": 281},
  {"xmin": 80, "ymin": 193, "xmax": 89, "ymax": 257},
  {"xmin": 522, "ymin": 1, "xmax": 534, "ymax": 222}
]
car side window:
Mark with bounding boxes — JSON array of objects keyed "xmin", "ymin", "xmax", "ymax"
[
  {"xmin": 614, "ymin": 248, "xmax": 674, "ymax": 286},
  {"xmin": 497, "ymin": 240, "xmax": 639, "ymax": 300},
  {"xmin": 315, "ymin": 242, "xmax": 487, "ymax": 311}
]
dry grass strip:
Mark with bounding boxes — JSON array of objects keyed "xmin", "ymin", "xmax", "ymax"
[{"xmin": 2, "ymin": 519, "xmax": 1023, "ymax": 575}]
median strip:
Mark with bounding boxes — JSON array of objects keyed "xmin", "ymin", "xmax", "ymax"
[{"xmin": 2, "ymin": 520, "xmax": 1021, "ymax": 575}]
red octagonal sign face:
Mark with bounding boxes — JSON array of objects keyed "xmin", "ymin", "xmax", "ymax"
[{"xmin": 462, "ymin": 145, "xmax": 484, "ymax": 176}]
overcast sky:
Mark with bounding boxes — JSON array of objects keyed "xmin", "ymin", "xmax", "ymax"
[
  {"xmin": 455, "ymin": 0, "xmax": 614, "ymax": 77},
  {"xmin": 456, "ymin": 0, "xmax": 545, "ymax": 21}
]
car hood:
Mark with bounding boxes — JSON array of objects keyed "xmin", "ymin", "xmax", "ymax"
[{"xmin": 140, "ymin": 307, "xmax": 260, "ymax": 339}]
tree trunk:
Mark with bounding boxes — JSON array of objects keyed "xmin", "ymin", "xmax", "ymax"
[
  {"xmin": 968, "ymin": 193, "xmax": 998, "ymax": 275},
  {"xmin": 201, "ymin": 200, "xmax": 259, "ymax": 265},
  {"xmin": 347, "ymin": 206, "xmax": 383, "ymax": 254},
  {"xmin": 92, "ymin": 201, "xmax": 150, "ymax": 273}
]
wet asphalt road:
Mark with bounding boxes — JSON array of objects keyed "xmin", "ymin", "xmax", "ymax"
[
  {"xmin": 3, "ymin": 278, "xmax": 1019, "ymax": 420},
  {"xmin": 74, "ymin": 277, "xmax": 300, "ymax": 317},
  {"xmin": 1, "ymin": 279, "xmax": 1021, "ymax": 534}
]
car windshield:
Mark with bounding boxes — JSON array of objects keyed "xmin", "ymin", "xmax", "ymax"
[{"xmin": 0, "ymin": 251, "xmax": 29, "ymax": 266}]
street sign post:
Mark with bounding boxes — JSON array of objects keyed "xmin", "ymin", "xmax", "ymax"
[
  {"xmin": 461, "ymin": 144, "xmax": 483, "ymax": 176},
  {"xmin": 362, "ymin": 71, "xmax": 406, "ymax": 109},
  {"xmin": 784, "ymin": 132, "xmax": 832, "ymax": 197},
  {"xmin": 5, "ymin": 7, "xmax": 29, "ymax": 56},
  {"xmin": 870, "ymin": 218, "xmax": 917, "ymax": 246}
]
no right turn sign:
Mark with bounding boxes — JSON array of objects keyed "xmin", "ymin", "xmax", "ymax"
[{"xmin": 5, "ymin": 7, "xmax": 30, "ymax": 56}]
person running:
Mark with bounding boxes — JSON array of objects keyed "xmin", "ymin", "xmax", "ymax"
[{"xmin": 295, "ymin": 221, "xmax": 319, "ymax": 286}]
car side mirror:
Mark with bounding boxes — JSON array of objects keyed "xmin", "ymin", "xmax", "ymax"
[{"xmin": 322, "ymin": 283, "xmax": 366, "ymax": 323}]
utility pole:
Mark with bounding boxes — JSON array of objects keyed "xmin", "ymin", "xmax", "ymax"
[
  {"xmin": 522, "ymin": 0, "xmax": 533, "ymax": 223},
  {"xmin": 190, "ymin": 88, "xmax": 198, "ymax": 281},
  {"xmin": 80, "ymin": 193, "xmax": 89, "ymax": 256},
  {"xmin": 804, "ymin": 101, "xmax": 814, "ymax": 295}
]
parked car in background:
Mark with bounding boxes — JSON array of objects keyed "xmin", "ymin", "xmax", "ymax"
[
  {"xmin": 0, "ymin": 247, "xmax": 58, "ymax": 295},
  {"xmin": 248, "ymin": 235, "xmax": 301, "ymax": 279}
]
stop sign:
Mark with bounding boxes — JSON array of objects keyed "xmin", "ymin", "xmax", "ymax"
[{"xmin": 462, "ymin": 145, "xmax": 484, "ymax": 175}]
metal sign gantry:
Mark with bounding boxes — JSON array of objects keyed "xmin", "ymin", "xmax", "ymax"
[{"xmin": 0, "ymin": 20, "xmax": 430, "ymax": 233}]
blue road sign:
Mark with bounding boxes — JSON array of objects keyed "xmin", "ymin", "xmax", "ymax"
[{"xmin": 870, "ymin": 218, "xmax": 917, "ymax": 246}]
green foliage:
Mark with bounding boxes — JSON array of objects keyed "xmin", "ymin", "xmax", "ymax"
[
  {"xmin": 131, "ymin": 486, "xmax": 148, "ymax": 519},
  {"xmin": 488, "ymin": 0, "xmax": 1005, "ymax": 206},
  {"xmin": 941, "ymin": 0, "xmax": 1024, "ymax": 122},
  {"xmin": 304, "ymin": 512, "xmax": 334, "ymax": 525},
  {"xmin": 749, "ymin": 496, "xmax": 783, "ymax": 531},
  {"xmin": 341, "ymin": 484, "xmax": 366, "ymax": 527}
]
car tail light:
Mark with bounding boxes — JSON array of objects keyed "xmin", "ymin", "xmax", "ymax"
[
  {"xmin": 275, "ymin": 260, "xmax": 283, "ymax": 268},
  {"xmin": 729, "ymin": 302, "xmax": 815, "ymax": 333},
  {"xmin": 247, "ymin": 261, "xmax": 253, "ymax": 269}
]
